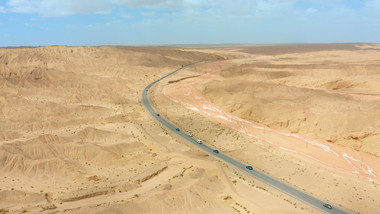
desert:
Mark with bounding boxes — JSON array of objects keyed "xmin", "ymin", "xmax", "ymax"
[{"xmin": 0, "ymin": 44, "xmax": 379, "ymax": 214}]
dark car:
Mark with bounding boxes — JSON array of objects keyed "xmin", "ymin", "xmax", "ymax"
[
  {"xmin": 213, "ymin": 150, "xmax": 219, "ymax": 154},
  {"xmin": 246, "ymin": 166, "xmax": 253, "ymax": 170},
  {"xmin": 157, "ymin": 113, "xmax": 160, "ymax": 117},
  {"xmin": 176, "ymin": 128, "xmax": 180, "ymax": 131},
  {"xmin": 323, "ymin": 204, "xmax": 332, "ymax": 209}
]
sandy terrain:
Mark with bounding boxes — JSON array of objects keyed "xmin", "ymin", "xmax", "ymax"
[
  {"xmin": 202, "ymin": 49, "xmax": 380, "ymax": 158},
  {"xmin": 1, "ymin": 44, "xmax": 379, "ymax": 214},
  {"xmin": 159, "ymin": 44, "xmax": 380, "ymax": 213}
]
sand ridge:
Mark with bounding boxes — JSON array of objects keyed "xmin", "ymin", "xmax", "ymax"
[
  {"xmin": 157, "ymin": 46, "xmax": 380, "ymax": 213},
  {"xmin": 2, "ymin": 46, "xmax": 256, "ymax": 213},
  {"xmin": 164, "ymin": 81, "xmax": 380, "ymax": 182},
  {"xmin": 1, "ymin": 45, "xmax": 379, "ymax": 213},
  {"xmin": 163, "ymin": 49, "xmax": 380, "ymax": 182}
]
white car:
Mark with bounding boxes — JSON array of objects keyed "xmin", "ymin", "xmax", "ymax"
[
  {"xmin": 196, "ymin": 139, "xmax": 202, "ymax": 144},
  {"xmin": 189, "ymin": 134, "xmax": 193, "ymax": 137}
]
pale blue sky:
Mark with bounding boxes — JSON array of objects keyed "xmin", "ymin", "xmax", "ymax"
[{"xmin": 0, "ymin": 0, "xmax": 379, "ymax": 46}]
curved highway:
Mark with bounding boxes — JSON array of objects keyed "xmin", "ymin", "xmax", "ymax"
[{"xmin": 142, "ymin": 62, "xmax": 349, "ymax": 214}]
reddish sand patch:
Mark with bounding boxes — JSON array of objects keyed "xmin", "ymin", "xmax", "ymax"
[{"xmin": 162, "ymin": 60, "xmax": 380, "ymax": 183}]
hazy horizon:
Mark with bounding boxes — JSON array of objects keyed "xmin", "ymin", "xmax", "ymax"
[{"xmin": 1, "ymin": 42, "xmax": 378, "ymax": 49}]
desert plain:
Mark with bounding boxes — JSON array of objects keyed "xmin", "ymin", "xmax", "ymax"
[{"xmin": 0, "ymin": 44, "xmax": 380, "ymax": 213}]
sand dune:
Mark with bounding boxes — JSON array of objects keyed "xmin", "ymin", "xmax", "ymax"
[
  {"xmin": 159, "ymin": 45, "xmax": 380, "ymax": 213},
  {"xmin": 1, "ymin": 45, "xmax": 379, "ymax": 213},
  {"xmin": 204, "ymin": 50, "xmax": 380, "ymax": 157},
  {"xmin": 2, "ymin": 46, "xmax": 246, "ymax": 213}
]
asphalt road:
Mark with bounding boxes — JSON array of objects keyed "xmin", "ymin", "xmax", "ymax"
[{"xmin": 142, "ymin": 62, "xmax": 350, "ymax": 214}]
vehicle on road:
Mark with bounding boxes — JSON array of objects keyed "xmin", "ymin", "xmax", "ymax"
[
  {"xmin": 157, "ymin": 113, "xmax": 160, "ymax": 117},
  {"xmin": 246, "ymin": 166, "xmax": 253, "ymax": 170},
  {"xmin": 189, "ymin": 134, "xmax": 193, "ymax": 137},
  {"xmin": 196, "ymin": 139, "xmax": 202, "ymax": 144},
  {"xmin": 142, "ymin": 63, "xmax": 349, "ymax": 214}
]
